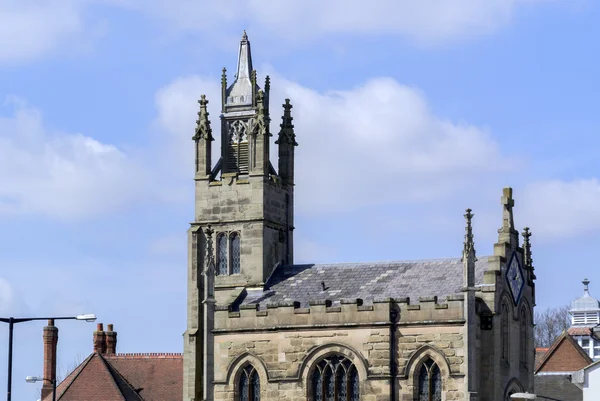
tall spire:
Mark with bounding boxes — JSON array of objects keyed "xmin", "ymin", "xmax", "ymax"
[
  {"xmin": 462, "ymin": 208, "xmax": 476, "ymax": 287},
  {"xmin": 237, "ymin": 30, "xmax": 252, "ymax": 81},
  {"xmin": 193, "ymin": 95, "xmax": 213, "ymax": 141},
  {"xmin": 276, "ymin": 99, "xmax": 297, "ymax": 146},
  {"xmin": 222, "ymin": 31, "xmax": 257, "ymax": 109}
]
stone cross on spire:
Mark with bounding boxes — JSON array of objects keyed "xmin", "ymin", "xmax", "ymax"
[
  {"xmin": 462, "ymin": 208, "xmax": 477, "ymax": 288},
  {"xmin": 497, "ymin": 187, "xmax": 518, "ymax": 246}
]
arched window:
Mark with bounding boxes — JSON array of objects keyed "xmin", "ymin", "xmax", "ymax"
[
  {"xmin": 520, "ymin": 308, "xmax": 528, "ymax": 367},
  {"xmin": 217, "ymin": 234, "xmax": 228, "ymax": 276},
  {"xmin": 502, "ymin": 302, "xmax": 510, "ymax": 363},
  {"xmin": 311, "ymin": 354, "xmax": 359, "ymax": 401},
  {"xmin": 417, "ymin": 358, "xmax": 442, "ymax": 401},
  {"xmin": 231, "ymin": 233, "xmax": 241, "ymax": 274},
  {"xmin": 238, "ymin": 365, "xmax": 260, "ymax": 401}
]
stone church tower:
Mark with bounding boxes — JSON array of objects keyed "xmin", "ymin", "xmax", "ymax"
[
  {"xmin": 183, "ymin": 31, "xmax": 297, "ymax": 401},
  {"xmin": 184, "ymin": 33, "xmax": 535, "ymax": 401}
]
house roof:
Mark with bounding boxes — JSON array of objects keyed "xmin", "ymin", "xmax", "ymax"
[
  {"xmin": 43, "ymin": 353, "xmax": 182, "ymax": 401},
  {"xmin": 568, "ymin": 326, "xmax": 593, "ymax": 336},
  {"xmin": 535, "ymin": 331, "xmax": 593, "ymax": 374},
  {"xmin": 535, "ymin": 348, "xmax": 549, "ymax": 371},
  {"xmin": 534, "ymin": 375, "xmax": 582, "ymax": 401},
  {"xmin": 239, "ymin": 257, "xmax": 491, "ymax": 309}
]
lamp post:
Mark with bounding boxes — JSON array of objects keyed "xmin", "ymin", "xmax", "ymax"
[
  {"xmin": 25, "ymin": 376, "xmax": 55, "ymax": 401},
  {"xmin": 0, "ymin": 314, "xmax": 96, "ymax": 401}
]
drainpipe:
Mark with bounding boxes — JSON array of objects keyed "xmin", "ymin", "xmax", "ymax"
[{"xmin": 390, "ymin": 303, "xmax": 400, "ymax": 401}]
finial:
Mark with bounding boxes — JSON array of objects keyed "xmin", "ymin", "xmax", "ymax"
[
  {"xmin": 193, "ymin": 95, "xmax": 213, "ymax": 141},
  {"xmin": 523, "ymin": 227, "xmax": 533, "ymax": 268},
  {"xmin": 265, "ymin": 75, "xmax": 271, "ymax": 93},
  {"xmin": 242, "ymin": 30, "xmax": 248, "ymax": 41},
  {"xmin": 275, "ymin": 99, "xmax": 297, "ymax": 146},
  {"xmin": 462, "ymin": 208, "xmax": 476, "ymax": 261},
  {"xmin": 205, "ymin": 225, "xmax": 214, "ymax": 255},
  {"xmin": 497, "ymin": 187, "xmax": 518, "ymax": 246},
  {"xmin": 583, "ymin": 278, "xmax": 591, "ymax": 293}
]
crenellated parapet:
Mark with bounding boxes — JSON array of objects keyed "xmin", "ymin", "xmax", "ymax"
[{"xmin": 214, "ymin": 295, "xmax": 469, "ymax": 333}]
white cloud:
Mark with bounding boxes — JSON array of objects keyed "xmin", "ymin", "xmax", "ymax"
[
  {"xmin": 0, "ymin": 97, "xmax": 148, "ymax": 219},
  {"xmin": 0, "ymin": 1, "xmax": 94, "ymax": 63},
  {"xmin": 520, "ymin": 179, "xmax": 600, "ymax": 240},
  {"xmin": 134, "ymin": 0, "xmax": 554, "ymax": 45},
  {"xmin": 153, "ymin": 73, "xmax": 513, "ymax": 214}
]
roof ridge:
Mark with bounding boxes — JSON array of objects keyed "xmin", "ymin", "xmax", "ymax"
[
  {"xmin": 96, "ymin": 353, "xmax": 129, "ymax": 401},
  {"xmin": 110, "ymin": 352, "xmax": 183, "ymax": 359},
  {"xmin": 535, "ymin": 330, "xmax": 593, "ymax": 374},
  {"xmin": 47, "ymin": 353, "xmax": 95, "ymax": 401},
  {"xmin": 292, "ymin": 256, "xmax": 492, "ymax": 267}
]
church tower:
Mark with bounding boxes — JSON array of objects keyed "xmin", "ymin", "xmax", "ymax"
[{"xmin": 183, "ymin": 32, "xmax": 297, "ymax": 401}]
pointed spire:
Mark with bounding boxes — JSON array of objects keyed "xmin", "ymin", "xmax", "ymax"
[
  {"xmin": 275, "ymin": 99, "xmax": 298, "ymax": 146},
  {"xmin": 264, "ymin": 75, "xmax": 271, "ymax": 94},
  {"xmin": 193, "ymin": 95, "xmax": 213, "ymax": 141},
  {"xmin": 462, "ymin": 208, "xmax": 476, "ymax": 288},
  {"xmin": 221, "ymin": 68, "xmax": 227, "ymax": 112},
  {"xmin": 462, "ymin": 208, "xmax": 476, "ymax": 261},
  {"xmin": 236, "ymin": 30, "xmax": 253, "ymax": 81}
]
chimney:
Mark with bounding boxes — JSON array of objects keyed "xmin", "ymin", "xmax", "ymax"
[
  {"xmin": 105, "ymin": 324, "xmax": 117, "ymax": 355},
  {"xmin": 93, "ymin": 323, "xmax": 106, "ymax": 354},
  {"xmin": 42, "ymin": 319, "xmax": 58, "ymax": 401}
]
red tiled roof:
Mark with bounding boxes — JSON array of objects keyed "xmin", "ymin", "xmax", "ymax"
[
  {"xmin": 568, "ymin": 327, "xmax": 593, "ymax": 336},
  {"xmin": 535, "ymin": 331, "xmax": 593, "ymax": 374},
  {"xmin": 43, "ymin": 353, "xmax": 182, "ymax": 401},
  {"xmin": 535, "ymin": 348, "xmax": 549, "ymax": 371}
]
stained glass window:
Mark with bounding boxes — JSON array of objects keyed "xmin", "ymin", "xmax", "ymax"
[
  {"xmin": 310, "ymin": 355, "xmax": 359, "ymax": 401},
  {"xmin": 417, "ymin": 358, "xmax": 442, "ymax": 401},
  {"xmin": 238, "ymin": 365, "xmax": 259, "ymax": 401},
  {"xmin": 231, "ymin": 233, "xmax": 241, "ymax": 274},
  {"xmin": 217, "ymin": 234, "xmax": 228, "ymax": 276}
]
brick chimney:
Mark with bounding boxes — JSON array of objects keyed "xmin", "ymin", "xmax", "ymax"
[
  {"xmin": 93, "ymin": 323, "xmax": 106, "ymax": 354},
  {"xmin": 42, "ymin": 319, "xmax": 58, "ymax": 401},
  {"xmin": 105, "ymin": 324, "xmax": 117, "ymax": 355}
]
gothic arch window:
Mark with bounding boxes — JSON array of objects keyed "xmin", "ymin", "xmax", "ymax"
[
  {"xmin": 310, "ymin": 354, "xmax": 359, "ymax": 401},
  {"xmin": 231, "ymin": 233, "xmax": 241, "ymax": 274},
  {"xmin": 416, "ymin": 358, "xmax": 442, "ymax": 401},
  {"xmin": 217, "ymin": 233, "xmax": 228, "ymax": 276},
  {"xmin": 501, "ymin": 301, "xmax": 510, "ymax": 363},
  {"xmin": 238, "ymin": 365, "xmax": 260, "ymax": 401}
]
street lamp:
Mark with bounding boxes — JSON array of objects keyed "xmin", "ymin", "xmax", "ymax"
[
  {"xmin": 510, "ymin": 393, "xmax": 537, "ymax": 400},
  {"xmin": 0, "ymin": 314, "xmax": 96, "ymax": 401},
  {"xmin": 25, "ymin": 376, "xmax": 56, "ymax": 401}
]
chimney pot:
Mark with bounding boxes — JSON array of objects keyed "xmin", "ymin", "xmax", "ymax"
[
  {"xmin": 96, "ymin": 323, "xmax": 103, "ymax": 331},
  {"xmin": 105, "ymin": 324, "xmax": 117, "ymax": 355},
  {"xmin": 107, "ymin": 324, "xmax": 113, "ymax": 332},
  {"xmin": 93, "ymin": 323, "xmax": 106, "ymax": 354}
]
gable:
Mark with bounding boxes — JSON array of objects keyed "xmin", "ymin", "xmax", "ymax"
[{"xmin": 536, "ymin": 333, "xmax": 593, "ymax": 373}]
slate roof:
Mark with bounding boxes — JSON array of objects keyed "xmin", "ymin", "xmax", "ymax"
[
  {"xmin": 239, "ymin": 257, "xmax": 491, "ymax": 309},
  {"xmin": 43, "ymin": 353, "xmax": 182, "ymax": 401},
  {"xmin": 534, "ymin": 375, "xmax": 582, "ymax": 401}
]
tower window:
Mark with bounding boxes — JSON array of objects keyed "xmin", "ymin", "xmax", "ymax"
[
  {"xmin": 417, "ymin": 358, "xmax": 442, "ymax": 401},
  {"xmin": 238, "ymin": 365, "xmax": 260, "ymax": 401},
  {"xmin": 217, "ymin": 234, "xmax": 228, "ymax": 276},
  {"xmin": 310, "ymin": 354, "xmax": 359, "ymax": 401},
  {"xmin": 231, "ymin": 233, "xmax": 241, "ymax": 274},
  {"xmin": 501, "ymin": 302, "xmax": 510, "ymax": 363},
  {"xmin": 227, "ymin": 121, "xmax": 249, "ymax": 174}
]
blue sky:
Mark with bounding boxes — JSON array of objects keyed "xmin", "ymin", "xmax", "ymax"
[{"xmin": 1, "ymin": 0, "xmax": 600, "ymax": 398}]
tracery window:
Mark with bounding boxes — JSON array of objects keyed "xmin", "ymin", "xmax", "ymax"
[
  {"xmin": 417, "ymin": 358, "xmax": 442, "ymax": 401},
  {"xmin": 231, "ymin": 233, "xmax": 241, "ymax": 274},
  {"xmin": 217, "ymin": 234, "xmax": 228, "ymax": 276},
  {"xmin": 238, "ymin": 365, "xmax": 260, "ymax": 401},
  {"xmin": 502, "ymin": 302, "xmax": 510, "ymax": 363},
  {"xmin": 311, "ymin": 354, "xmax": 359, "ymax": 401}
]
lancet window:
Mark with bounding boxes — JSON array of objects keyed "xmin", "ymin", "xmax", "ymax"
[
  {"xmin": 238, "ymin": 365, "xmax": 260, "ymax": 401},
  {"xmin": 502, "ymin": 301, "xmax": 510, "ymax": 363},
  {"xmin": 311, "ymin": 354, "xmax": 359, "ymax": 401},
  {"xmin": 215, "ymin": 232, "xmax": 241, "ymax": 276},
  {"xmin": 417, "ymin": 358, "xmax": 442, "ymax": 401}
]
